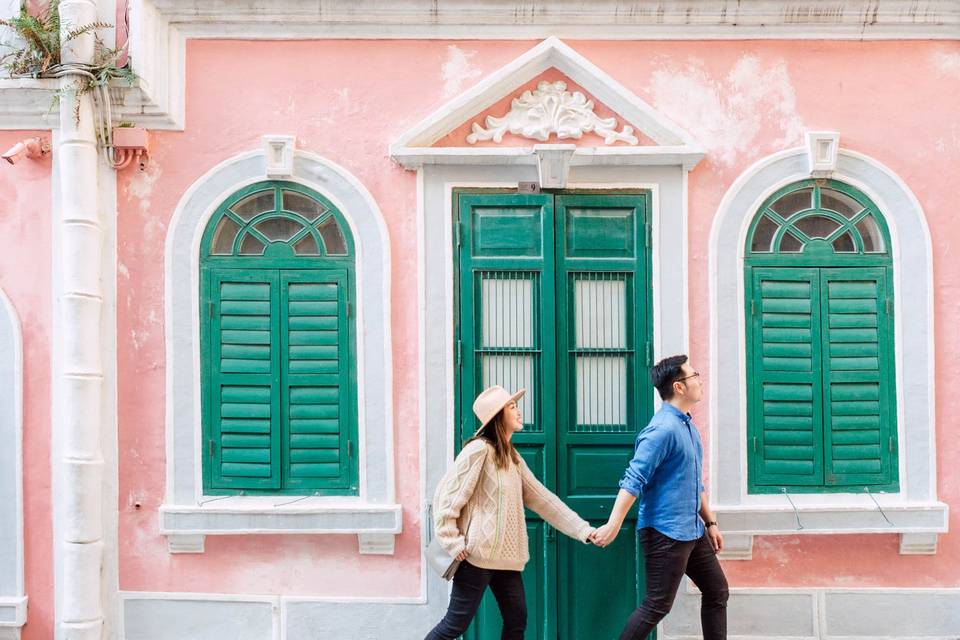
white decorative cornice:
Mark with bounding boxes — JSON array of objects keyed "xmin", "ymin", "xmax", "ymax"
[
  {"xmin": 467, "ymin": 81, "xmax": 638, "ymax": 145},
  {"xmin": 392, "ymin": 37, "xmax": 704, "ymax": 170},
  {"xmin": 146, "ymin": 0, "xmax": 960, "ymax": 40}
]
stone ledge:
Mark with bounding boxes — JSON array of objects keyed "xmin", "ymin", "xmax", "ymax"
[
  {"xmin": 159, "ymin": 499, "xmax": 403, "ymax": 554},
  {"xmin": 713, "ymin": 501, "xmax": 948, "ymax": 558}
]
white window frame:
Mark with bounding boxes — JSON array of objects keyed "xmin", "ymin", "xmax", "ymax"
[
  {"xmin": 0, "ymin": 288, "xmax": 26, "ymax": 635},
  {"xmin": 159, "ymin": 145, "xmax": 401, "ymax": 554},
  {"xmin": 709, "ymin": 145, "xmax": 948, "ymax": 558}
]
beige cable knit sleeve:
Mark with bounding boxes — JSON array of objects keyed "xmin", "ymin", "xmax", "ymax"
[
  {"xmin": 432, "ymin": 440, "xmax": 488, "ymax": 557},
  {"xmin": 519, "ymin": 457, "xmax": 594, "ymax": 543}
]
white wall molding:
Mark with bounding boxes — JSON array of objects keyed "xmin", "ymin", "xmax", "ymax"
[
  {"xmin": 161, "ymin": 149, "xmax": 399, "ymax": 550},
  {"xmin": 707, "ymin": 146, "xmax": 947, "ymax": 556},
  {"xmin": 663, "ymin": 583, "xmax": 960, "ymax": 640},
  {"xmin": 0, "ymin": 288, "xmax": 25, "ymax": 637},
  {"xmin": 391, "ymin": 37, "xmax": 704, "ymax": 171},
  {"xmin": 131, "ymin": 1, "xmax": 960, "ymax": 40}
]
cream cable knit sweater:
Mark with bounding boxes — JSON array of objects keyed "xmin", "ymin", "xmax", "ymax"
[{"xmin": 433, "ymin": 439, "xmax": 595, "ymax": 571}]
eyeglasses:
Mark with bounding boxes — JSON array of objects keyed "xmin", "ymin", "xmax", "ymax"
[{"xmin": 675, "ymin": 371, "xmax": 700, "ymax": 383}]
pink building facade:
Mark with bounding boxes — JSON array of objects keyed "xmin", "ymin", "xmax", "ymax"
[{"xmin": 0, "ymin": 2, "xmax": 957, "ymax": 638}]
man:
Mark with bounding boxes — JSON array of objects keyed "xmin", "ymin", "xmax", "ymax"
[{"xmin": 590, "ymin": 354, "xmax": 729, "ymax": 640}]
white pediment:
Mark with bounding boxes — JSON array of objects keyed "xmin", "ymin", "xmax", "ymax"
[{"xmin": 390, "ymin": 37, "xmax": 704, "ymax": 170}]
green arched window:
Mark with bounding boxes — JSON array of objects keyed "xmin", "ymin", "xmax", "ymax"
[
  {"xmin": 744, "ymin": 180, "xmax": 898, "ymax": 493},
  {"xmin": 200, "ymin": 181, "xmax": 358, "ymax": 495}
]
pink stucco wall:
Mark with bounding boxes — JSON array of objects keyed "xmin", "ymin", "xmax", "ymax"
[
  {"xmin": 0, "ymin": 131, "xmax": 53, "ymax": 640},
  {"xmin": 100, "ymin": 38, "xmax": 959, "ymax": 597}
]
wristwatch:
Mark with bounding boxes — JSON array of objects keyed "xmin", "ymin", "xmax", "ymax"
[{"xmin": 704, "ymin": 521, "xmax": 718, "ymax": 528}]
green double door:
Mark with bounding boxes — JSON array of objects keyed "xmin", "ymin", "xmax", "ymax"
[{"xmin": 454, "ymin": 191, "xmax": 654, "ymax": 640}]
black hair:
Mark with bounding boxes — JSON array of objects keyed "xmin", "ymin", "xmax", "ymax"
[{"xmin": 650, "ymin": 354, "xmax": 689, "ymax": 400}]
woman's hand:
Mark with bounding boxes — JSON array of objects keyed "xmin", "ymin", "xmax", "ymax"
[{"xmin": 456, "ymin": 550, "xmax": 468, "ymax": 561}]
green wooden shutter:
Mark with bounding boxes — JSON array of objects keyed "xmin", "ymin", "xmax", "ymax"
[
  {"xmin": 748, "ymin": 268, "xmax": 824, "ymax": 488},
  {"xmin": 280, "ymin": 270, "xmax": 354, "ymax": 491},
  {"xmin": 820, "ymin": 268, "xmax": 896, "ymax": 487},
  {"xmin": 208, "ymin": 270, "xmax": 282, "ymax": 490}
]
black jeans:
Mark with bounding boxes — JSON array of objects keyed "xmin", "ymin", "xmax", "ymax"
[
  {"xmin": 425, "ymin": 561, "xmax": 526, "ymax": 640},
  {"xmin": 619, "ymin": 528, "xmax": 729, "ymax": 640}
]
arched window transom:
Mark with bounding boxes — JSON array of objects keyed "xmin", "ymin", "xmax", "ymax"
[
  {"xmin": 748, "ymin": 181, "xmax": 888, "ymax": 257},
  {"xmin": 206, "ymin": 185, "xmax": 350, "ymax": 259}
]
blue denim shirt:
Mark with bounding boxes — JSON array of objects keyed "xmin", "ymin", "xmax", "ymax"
[{"xmin": 618, "ymin": 403, "xmax": 705, "ymax": 541}]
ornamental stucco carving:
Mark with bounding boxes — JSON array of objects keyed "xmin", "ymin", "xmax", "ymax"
[{"xmin": 466, "ymin": 80, "xmax": 639, "ymax": 145}]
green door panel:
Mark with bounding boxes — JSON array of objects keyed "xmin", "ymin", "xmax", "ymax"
[
  {"xmin": 468, "ymin": 520, "xmax": 551, "ymax": 640},
  {"xmin": 456, "ymin": 191, "xmax": 652, "ymax": 640},
  {"xmin": 559, "ymin": 523, "xmax": 642, "ymax": 640}
]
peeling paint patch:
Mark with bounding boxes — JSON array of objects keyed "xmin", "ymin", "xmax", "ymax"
[
  {"xmin": 934, "ymin": 123, "xmax": 960, "ymax": 153},
  {"xmin": 118, "ymin": 262, "xmax": 129, "ymax": 279},
  {"xmin": 441, "ymin": 45, "xmax": 482, "ymax": 99},
  {"xmin": 317, "ymin": 87, "xmax": 361, "ymax": 126},
  {"xmin": 125, "ymin": 160, "xmax": 164, "ymax": 220},
  {"xmin": 650, "ymin": 55, "xmax": 805, "ymax": 167},
  {"xmin": 932, "ymin": 50, "xmax": 960, "ymax": 77},
  {"xmin": 130, "ymin": 329, "xmax": 148, "ymax": 351}
]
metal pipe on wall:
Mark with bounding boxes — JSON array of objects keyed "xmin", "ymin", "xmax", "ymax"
[{"xmin": 56, "ymin": 0, "xmax": 105, "ymax": 637}]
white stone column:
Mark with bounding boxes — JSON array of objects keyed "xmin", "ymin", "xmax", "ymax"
[{"xmin": 56, "ymin": 1, "xmax": 104, "ymax": 638}]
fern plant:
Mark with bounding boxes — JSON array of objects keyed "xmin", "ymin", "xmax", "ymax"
[
  {"xmin": 1, "ymin": 0, "xmax": 110, "ymax": 76},
  {"xmin": 0, "ymin": 1, "xmax": 136, "ymax": 122}
]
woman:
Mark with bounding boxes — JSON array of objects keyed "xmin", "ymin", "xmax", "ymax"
[{"xmin": 425, "ymin": 385, "xmax": 596, "ymax": 640}]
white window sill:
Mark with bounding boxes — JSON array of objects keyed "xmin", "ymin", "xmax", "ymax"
[
  {"xmin": 713, "ymin": 497, "xmax": 948, "ymax": 559},
  {"xmin": 159, "ymin": 497, "xmax": 402, "ymax": 555}
]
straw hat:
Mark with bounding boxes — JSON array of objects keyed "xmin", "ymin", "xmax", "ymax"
[{"xmin": 472, "ymin": 385, "xmax": 525, "ymax": 436}]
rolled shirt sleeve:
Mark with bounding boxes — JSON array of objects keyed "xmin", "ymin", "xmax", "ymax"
[{"xmin": 619, "ymin": 424, "xmax": 673, "ymax": 498}]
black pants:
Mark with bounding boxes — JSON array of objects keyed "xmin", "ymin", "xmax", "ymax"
[
  {"xmin": 425, "ymin": 561, "xmax": 526, "ymax": 640},
  {"xmin": 619, "ymin": 528, "xmax": 729, "ymax": 640}
]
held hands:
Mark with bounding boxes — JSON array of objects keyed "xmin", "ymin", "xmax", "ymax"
[
  {"xmin": 588, "ymin": 522, "xmax": 620, "ymax": 548},
  {"xmin": 455, "ymin": 550, "xmax": 468, "ymax": 561}
]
